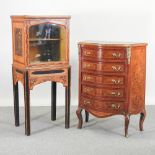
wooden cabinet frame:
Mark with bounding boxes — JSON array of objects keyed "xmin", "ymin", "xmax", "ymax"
[{"xmin": 11, "ymin": 16, "xmax": 71, "ymax": 136}]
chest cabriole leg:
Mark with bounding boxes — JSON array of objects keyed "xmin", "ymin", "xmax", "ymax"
[
  {"xmin": 139, "ymin": 109, "xmax": 146, "ymax": 131},
  {"xmin": 125, "ymin": 115, "xmax": 130, "ymax": 137},
  {"xmin": 85, "ymin": 110, "xmax": 89, "ymax": 122},
  {"xmin": 76, "ymin": 107, "xmax": 83, "ymax": 129}
]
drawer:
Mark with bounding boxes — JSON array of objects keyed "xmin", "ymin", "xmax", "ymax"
[
  {"xmin": 82, "ymin": 73, "xmax": 124, "ymax": 86},
  {"xmin": 81, "ymin": 47, "xmax": 126, "ymax": 60},
  {"xmin": 82, "ymin": 61, "xmax": 125, "ymax": 73},
  {"xmin": 82, "ymin": 48, "xmax": 98, "ymax": 58},
  {"xmin": 82, "ymin": 85, "xmax": 125, "ymax": 99},
  {"xmin": 28, "ymin": 68, "xmax": 68, "ymax": 89},
  {"xmin": 80, "ymin": 97, "xmax": 124, "ymax": 112},
  {"xmin": 102, "ymin": 49, "xmax": 126, "ymax": 59}
]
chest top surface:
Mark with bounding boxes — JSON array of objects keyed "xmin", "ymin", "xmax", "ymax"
[{"xmin": 79, "ymin": 41, "xmax": 147, "ymax": 47}]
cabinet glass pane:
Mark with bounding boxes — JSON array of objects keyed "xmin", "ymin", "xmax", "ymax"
[{"xmin": 29, "ymin": 23, "xmax": 66, "ymax": 64}]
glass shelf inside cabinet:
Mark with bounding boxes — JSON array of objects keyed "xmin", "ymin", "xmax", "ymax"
[{"xmin": 29, "ymin": 23, "xmax": 66, "ymax": 64}]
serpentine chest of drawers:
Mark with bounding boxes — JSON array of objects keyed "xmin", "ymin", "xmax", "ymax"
[{"xmin": 76, "ymin": 41, "xmax": 147, "ymax": 137}]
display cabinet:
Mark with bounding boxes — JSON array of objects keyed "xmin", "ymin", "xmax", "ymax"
[
  {"xmin": 11, "ymin": 16, "xmax": 71, "ymax": 136},
  {"xmin": 76, "ymin": 41, "xmax": 147, "ymax": 137}
]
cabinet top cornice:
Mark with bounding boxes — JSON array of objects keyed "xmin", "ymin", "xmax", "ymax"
[{"xmin": 11, "ymin": 15, "xmax": 71, "ymax": 19}]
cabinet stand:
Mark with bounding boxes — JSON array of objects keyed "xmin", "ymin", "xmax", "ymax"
[{"xmin": 13, "ymin": 66, "xmax": 71, "ymax": 136}]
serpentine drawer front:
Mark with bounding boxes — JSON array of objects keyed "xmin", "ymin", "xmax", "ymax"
[
  {"xmin": 76, "ymin": 41, "xmax": 147, "ymax": 137},
  {"xmin": 82, "ymin": 46, "xmax": 126, "ymax": 60},
  {"xmin": 80, "ymin": 97, "xmax": 125, "ymax": 113},
  {"xmin": 82, "ymin": 73, "xmax": 125, "ymax": 86},
  {"xmin": 82, "ymin": 85, "xmax": 125, "ymax": 100},
  {"xmin": 82, "ymin": 61, "xmax": 126, "ymax": 73}
]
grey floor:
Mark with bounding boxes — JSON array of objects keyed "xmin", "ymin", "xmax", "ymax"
[{"xmin": 0, "ymin": 106, "xmax": 155, "ymax": 155}]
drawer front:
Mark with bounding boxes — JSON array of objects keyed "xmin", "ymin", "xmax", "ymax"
[
  {"xmin": 81, "ymin": 47, "xmax": 126, "ymax": 60},
  {"xmin": 82, "ymin": 73, "xmax": 124, "ymax": 86},
  {"xmin": 82, "ymin": 85, "xmax": 124, "ymax": 99},
  {"xmin": 28, "ymin": 68, "xmax": 68, "ymax": 89},
  {"xmin": 80, "ymin": 97, "xmax": 124, "ymax": 112},
  {"xmin": 82, "ymin": 48, "xmax": 98, "ymax": 58},
  {"xmin": 81, "ymin": 46, "xmax": 98, "ymax": 60},
  {"xmin": 103, "ymin": 49, "xmax": 126, "ymax": 59},
  {"xmin": 82, "ymin": 61, "xmax": 125, "ymax": 73}
]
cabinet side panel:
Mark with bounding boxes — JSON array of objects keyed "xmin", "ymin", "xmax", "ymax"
[
  {"xmin": 128, "ymin": 46, "xmax": 146, "ymax": 114},
  {"xmin": 12, "ymin": 20, "xmax": 25, "ymax": 65}
]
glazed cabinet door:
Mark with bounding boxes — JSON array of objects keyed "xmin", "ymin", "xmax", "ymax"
[
  {"xmin": 28, "ymin": 22, "xmax": 67, "ymax": 65},
  {"xmin": 12, "ymin": 22, "xmax": 25, "ymax": 64}
]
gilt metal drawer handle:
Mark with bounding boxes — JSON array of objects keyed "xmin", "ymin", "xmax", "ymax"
[
  {"xmin": 84, "ymin": 100, "xmax": 92, "ymax": 105},
  {"xmin": 85, "ymin": 51, "xmax": 92, "ymax": 55},
  {"xmin": 112, "ymin": 66, "xmax": 122, "ymax": 71},
  {"xmin": 84, "ymin": 87, "xmax": 92, "ymax": 93},
  {"xmin": 111, "ymin": 104, "xmax": 120, "ymax": 109},
  {"xmin": 112, "ymin": 53, "xmax": 121, "ymax": 58},
  {"xmin": 83, "ymin": 76, "xmax": 92, "ymax": 81},
  {"xmin": 111, "ymin": 91, "xmax": 121, "ymax": 96},
  {"xmin": 112, "ymin": 79, "xmax": 121, "ymax": 84},
  {"xmin": 85, "ymin": 64, "xmax": 91, "ymax": 67}
]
